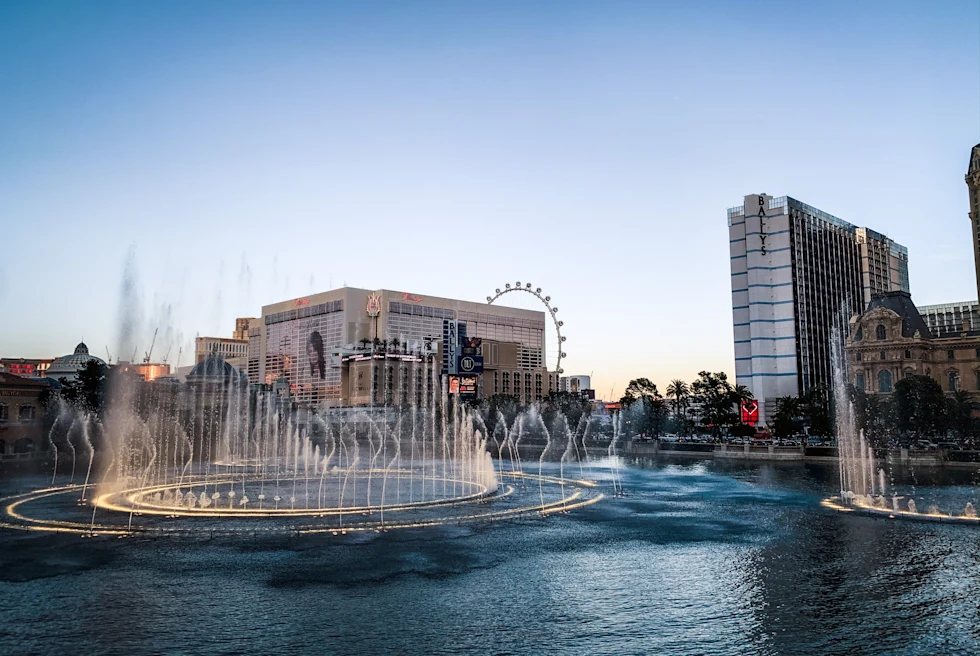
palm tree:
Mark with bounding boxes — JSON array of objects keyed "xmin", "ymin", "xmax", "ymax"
[
  {"xmin": 665, "ymin": 379, "xmax": 689, "ymax": 420},
  {"xmin": 732, "ymin": 385, "xmax": 753, "ymax": 404},
  {"xmin": 948, "ymin": 390, "xmax": 978, "ymax": 439},
  {"xmin": 730, "ymin": 385, "xmax": 755, "ymax": 430}
]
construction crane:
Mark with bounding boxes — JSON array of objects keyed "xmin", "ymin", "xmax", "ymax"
[
  {"xmin": 162, "ymin": 344, "xmax": 172, "ymax": 364},
  {"xmin": 143, "ymin": 328, "xmax": 158, "ymax": 364},
  {"xmin": 105, "ymin": 346, "xmax": 112, "ymax": 364}
]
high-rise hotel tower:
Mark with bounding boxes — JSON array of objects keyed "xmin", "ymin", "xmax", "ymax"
[{"xmin": 728, "ymin": 194, "xmax": 909, "ymax": 423}]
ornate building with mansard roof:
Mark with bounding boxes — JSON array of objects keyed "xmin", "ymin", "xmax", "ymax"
[{"xmin": 846, "ymin": 291, "xmax": 980, "ymax": 396}]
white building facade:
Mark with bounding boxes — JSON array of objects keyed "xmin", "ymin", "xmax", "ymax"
[
  {"xmin": 729, "ymin": 194, "xmax": 909, "ymax": 424},
  {"xmin": 559, "ymin": 375, "xmax": 591, "ymax": 394},
  {"xmin": 248, "ymin": 287, "xmax": 550, "ymax": 407}
]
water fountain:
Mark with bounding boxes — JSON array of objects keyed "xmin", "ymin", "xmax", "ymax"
[
  {"xmin": 1, "ymin": 356, "xmax": 608, "ymax": 537},
  {"xmin": 824, "ymin": 325, "xmax": 979, "ymax": 524}
]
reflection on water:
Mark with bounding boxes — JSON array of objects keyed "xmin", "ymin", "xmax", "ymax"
[{"xmin": 2, "ymin": 459, "xmax": 980, "ymax": 655}]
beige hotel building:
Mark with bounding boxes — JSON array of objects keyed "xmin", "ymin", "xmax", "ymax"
[{"xmin": 247, "ymin": 287, "xmax": 556, "ymax": 407}]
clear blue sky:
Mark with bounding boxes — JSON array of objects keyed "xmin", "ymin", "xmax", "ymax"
[{"xmin": 1, "ymin": 1, "xmax": 978, "ymax": 399}]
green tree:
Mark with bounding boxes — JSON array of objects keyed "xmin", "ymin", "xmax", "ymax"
[
  {"xmin": 619, "ymin": 378, "xmax": 667, "ymax": 436},
  {"xmin": 542, "ymin": 390, "xmax": 592, "ymax": 433},
  {"xmin": 665, "ymin": 379, "xmax": 689, "ymax": 421},
  {"xmin": 690, "ymin": 371, "xmax": 743, "ymax": 434},
  {"xmin": 620, "ymin": 378, "xmax": 659, "ymax": 407},
  {"xmin": 892, "ymin": 375, "xmax": 948, "ymax": 440},
  {"xmin": 947, "ymin": 390, "xmax": 978, "ymax": 440},
  {"xmin": 59, "ymin": 360, "xmax": 108, "ymax": 415},
  {"xmin": 848, "ymin": 385, "xmax": 894, "ymax": 447},
  {"xmin": 477, "ymin": 393, "xmax": 523, "ymax": 437},
  {"xmin": 801, "ymin": 386, "xmax": 831, "ymax": 437},
  {"xmin": 771, "ymin": 396, "xmax": 802, "ymax": 438}
]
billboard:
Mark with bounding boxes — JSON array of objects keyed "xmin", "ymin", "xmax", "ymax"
[
  {"xmin": 264, "ymin": 308, "xmax": 344, "ymax": 402},
  {"xmin": 7, "ymin": 363, "xmax": 36, "ymax": 376},
  {"xmin": 448, "ymin": 375, "xmax": 478, "ymax": 396},
  {"xmin": 740, "ymin": 399, "xmax": 759, "ymax": 426},
  {"xmin": 444, "ymin": 319, "xmax": 459, "ymax": 374},
  {"xmin": 461, "ymin": 337, "xmax": 482, "ymax": 356},
  {"xmin": 457, "ymin": 355, "xmax": 484, "ymax": 374}
]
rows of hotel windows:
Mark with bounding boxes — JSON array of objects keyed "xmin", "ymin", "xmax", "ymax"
[
  {"xmin": 202, "ymin": 341, "xmax": 248, "ymax": 355},
  {"xmin": 388, "ymin": 301, "xmax": 456, "ymax": 319},
  {"xmin": 856, "ymin": 370, "xmax": 978, "ymax": 393},
  {"xmin": 349, "ymin": 361, "xmax": 569, "ymax": 408},
  {"xmin": 265, "ymin": 300, "xmax": 343, "ymax": 326},
  {"xmin": 0, "ymin": 404, "xmax": 35, "ymax": 421},
  {"xmin": 386, "ymin": 315, "xmax": 445, "ymax": 347},
  {"xmin": 855, "ymin": 346, "xmax": 980, "ymax": 362},
  {"xmin": 923, "ymin": 306, "xmax": 980, "ymax": 335},
  {"xmin": 792, "ymin": 208, "xmax": 863, "ymax": 394},
  {"xmin": 494, "ymin": 371, "xmax": 552, "ymax": 402},
  {"xmin": 360, "ymin": 363, "xmax": 437, "ymax": 406},
  {"xmin": 247, "ymin": 331, "xmax": 263, "ymax": 383},
  {"xmin": 457, "ymin": 310, "xmax": 545, "ymax": 330},
  {"xmin": 457, "ymin": 311, "xmax": 545, "ymax": 353}
]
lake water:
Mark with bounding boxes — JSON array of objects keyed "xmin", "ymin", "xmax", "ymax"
[{"xmin": 2, "ymin": 458, "xmax": 979, "ymax": 655}]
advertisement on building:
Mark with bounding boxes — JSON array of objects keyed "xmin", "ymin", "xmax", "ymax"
[
  {"xmin": 264, "ymin": 308, "xmax": 344, "ymax": 401},
  {"xmin": 740, "ymin": 399, "xmax": 760, "ymax": 426},
  {"xmin": 457, "ymin": 355, "xmax": 483, "ymax": 374},
  {"xmin": 445, "ymin": 319, "xmax": 459, "ymax": 374},
  {"xmin": 448, "ymin": 375, "xmax": 478, "ymax": 396}
]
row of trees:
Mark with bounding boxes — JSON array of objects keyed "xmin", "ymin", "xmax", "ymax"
[
  {"xmin": 616, "ymin": 371, "xmax": 980, "ymax": 444},
  {"xmin": 618, "ymin": 371, "xmax": 755, "ymax": 437},
  {"xmin": 848, "ymin": 376, "xmax": 979, "ymax": 445},
  {"xmin": 770, "ymin": 387, "xmax": 832, "ymax": 438},
  {"xmin": 769, "ymin": 375, "xmax": 980, "ymax": 444}
]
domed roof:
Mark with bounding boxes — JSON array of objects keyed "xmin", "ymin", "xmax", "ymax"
[
  {"xmin": 47, "ymin": 341, "xmax": 106, "ymax": 380},
  {"xmin": 187, "ymin": 356, "xmax": 247, "ymax": 383}
]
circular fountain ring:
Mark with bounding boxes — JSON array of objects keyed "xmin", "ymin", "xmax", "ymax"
[
  {"xmin": 0, "ymin": 471, "xmax": 605, "ymax": 537},
  {"xmin": 94, "ymin": 470, "xmax": 495, "ymax": 518},
  {"xmin": 821, "ymin": 496, "xmax": 980, "ymax": 525}
]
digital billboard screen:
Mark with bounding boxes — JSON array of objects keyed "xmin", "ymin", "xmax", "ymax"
[
  {"xmin": 265, "ymin": 308, "xmax": 344, "ymax": 402},
  {"xmin": 448, "ymin": 375, "xmax": 478, "ymax": 396}
]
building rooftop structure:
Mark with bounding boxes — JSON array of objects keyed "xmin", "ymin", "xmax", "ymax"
[
  {"xmin": 186, "ymin": 356, "xmax": 248, "ymax": 384},
  {"xmin": 854, "ymin": 291, "xmax": 933, "ymax": 340},
  {"xmin": 46, "ymin": 342, "xmax": 106, "ymax": 383}
]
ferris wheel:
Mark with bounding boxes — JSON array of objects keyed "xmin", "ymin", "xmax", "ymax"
[{"xmin": 486, "ymin": 282, "xmax": 566, "ymax": 375}]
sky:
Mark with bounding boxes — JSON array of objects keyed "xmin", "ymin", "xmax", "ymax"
[{"xmin": 1, "ymin": 0, "xmax": 978, "ymax": 400}]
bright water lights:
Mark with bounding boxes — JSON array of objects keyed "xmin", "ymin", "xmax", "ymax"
[{"xmin": 3, "ymin": 358, "xmax": 610, "ymax": 537}]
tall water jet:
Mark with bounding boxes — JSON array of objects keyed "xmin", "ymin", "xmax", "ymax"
[{"xmin": 831, "ymin": 323, "xmax": 879, "ymax": 505}]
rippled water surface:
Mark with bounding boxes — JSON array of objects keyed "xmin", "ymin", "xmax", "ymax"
[{"xmin": 3, "ymin": 459, "xmax": 980, "ymax": 655}]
